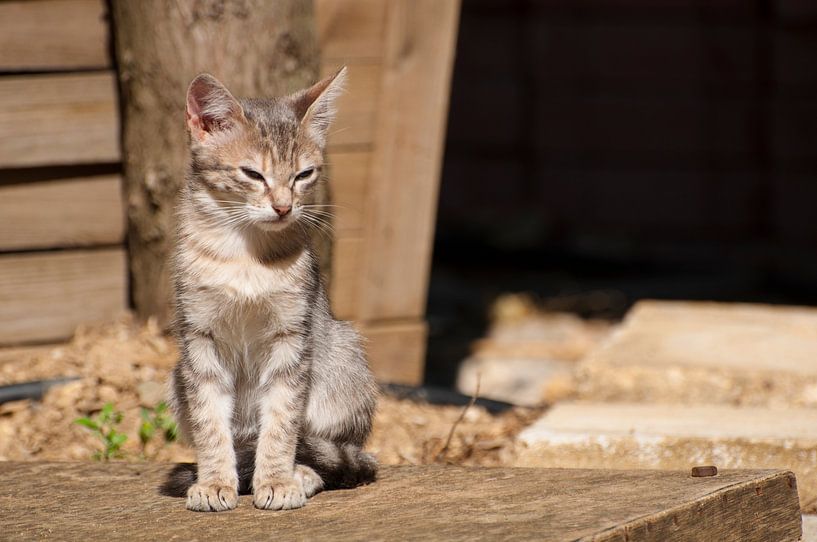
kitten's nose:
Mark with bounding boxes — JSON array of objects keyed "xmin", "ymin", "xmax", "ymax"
[{"xmin": 273, "ymin": 204, "xmax": 291, "ymax": 217}]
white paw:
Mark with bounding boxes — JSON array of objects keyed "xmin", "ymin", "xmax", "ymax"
[
  {"xmin": 186, "ymin": 483, "xmax": 238, "ymax": 512},
  {"xmin": 253, "ymin": 477, "xmax": 307, "ymax": 510}
]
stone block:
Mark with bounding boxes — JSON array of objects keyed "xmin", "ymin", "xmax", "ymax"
[{"xmin": 576, "ymin": 300, "xmax": 817, "ymax": 407}]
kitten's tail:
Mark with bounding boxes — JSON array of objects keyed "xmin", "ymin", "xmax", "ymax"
[
  {"xmin": 159, "ymin": 463, "xmax": 197, "ymax": 497},
  {"xmin": 297, "ymin": 436, "xmax": 378, "ymax": 490}
]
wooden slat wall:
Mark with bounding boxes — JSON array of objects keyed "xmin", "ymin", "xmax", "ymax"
[
  {"xmin": 0, "ymin": 249, "xmax": 127, "ymax": 344},
  {"xmin": 0, "ymin": 0, "xmax": 109, "ymax": 71},
  {"xmin": 0, "ymin": 176, "xmax": 124, "ymax": 251},
  {"xmin": 0, "ymin": 72, "xmax": 120, "ymax": 168},
  {"xmin": 0, "ymin": 0, "xmax": 126, "ymax": 346}
]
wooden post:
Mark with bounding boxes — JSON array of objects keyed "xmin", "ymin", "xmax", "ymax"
[
  {"xmin": 357, "ymin": 0, "xmax": 461, "ymax": 383},
  {"xmin": 111, "ymin": 0, "xmax": 320, "ymax": 324}
]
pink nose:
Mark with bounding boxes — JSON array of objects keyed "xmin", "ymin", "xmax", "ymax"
[{"xmin": 273, "ymin": 204, "xmax": 291, "ymax": 217}]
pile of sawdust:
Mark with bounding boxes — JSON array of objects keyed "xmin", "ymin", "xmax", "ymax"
[{"xmin": 0, "ymin": 316, "xmax": 534, "ymax": 466}]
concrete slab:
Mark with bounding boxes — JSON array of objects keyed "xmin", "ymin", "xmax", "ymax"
[
  {"xmin": 456, "ymin": 356, "xmax": 575, "ymax": 406},
  {"xmin": 0, "ymin": 462, "xmax": 802, "ymax": 541},
  {"xmin": 576, "ymin": 300, "xmax": 817, "ymax": 407},
  {"xmin": 804, "ymin": 515, "xmax": 817, "ymax": 542},
  {"xmin": 516, "ymin": 402, "xmax": 817, "ymax": 511}
]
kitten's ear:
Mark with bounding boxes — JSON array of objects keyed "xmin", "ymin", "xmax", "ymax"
[
  {"xmin": 186, "ymin": 73, "xmax": 245, "ymax": 142},
  {"xmin": 293, "ymin": 66, "xmax": 347, "ymax": 146}
]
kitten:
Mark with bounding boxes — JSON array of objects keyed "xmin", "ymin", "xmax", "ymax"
[{"xmin": 166, "ymin": 68, "xmax": 378, "ymax": 512}]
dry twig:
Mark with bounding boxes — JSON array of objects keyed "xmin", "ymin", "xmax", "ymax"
[{"xmin": 437, "ymin": 373, "xmax": 481, "ymax": 461}]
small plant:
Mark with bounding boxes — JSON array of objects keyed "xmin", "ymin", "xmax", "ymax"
[
  {"xmin": 138, "ymin": 401, "xmax": 178, "ymax": 458},
  {"xmin": 74, "ymin": 403, "xmax": 128, "ymax": 461}
]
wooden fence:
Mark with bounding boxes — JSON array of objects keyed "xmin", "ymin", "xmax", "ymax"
[
  {"xmin": 0, "ymin": 0, "xmax": 126, "ymax": 346},
  {"xmin": 0, "ymin": 0, "xmax": 460, "ymax": 384}
]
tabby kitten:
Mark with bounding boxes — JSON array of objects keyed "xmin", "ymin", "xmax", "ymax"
[{"xmin": 167, "ymin": 68, "xmax": 378, "ymax": 512}]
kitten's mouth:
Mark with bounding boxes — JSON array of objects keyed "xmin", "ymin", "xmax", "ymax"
[{"xmin": 257, "ymin": 217, "xmax": 291, "ymax": 231}]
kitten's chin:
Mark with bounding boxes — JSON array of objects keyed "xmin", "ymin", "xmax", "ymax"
[{"xmin": 255, "ymin": 220, "xmax": 292, "ymax": 232}]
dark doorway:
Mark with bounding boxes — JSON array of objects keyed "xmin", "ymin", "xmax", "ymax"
[{"xmin": 425, "ymin": 0, "xmax": 817, "ymax": 386}]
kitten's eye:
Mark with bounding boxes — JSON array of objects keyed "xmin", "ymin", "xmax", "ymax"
[
  {"xmin": 240, "ymin": 167, "xmax": 265, "ymax": 182},
  {"xmin": 294, "ymin": 168, "xmax": 315, "ymax": 181}
]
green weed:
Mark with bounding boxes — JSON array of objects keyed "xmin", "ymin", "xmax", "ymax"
[
  {"xmin": 138, "ymin": 401, "xmax": 178, "ymax": 457},
  {"xmin": 74, "ymin": 403, "xmax": 128, "ymax": 461}
]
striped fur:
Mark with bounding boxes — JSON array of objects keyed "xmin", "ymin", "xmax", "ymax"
[{"xmin": 167, "ymin": 69, "xmax": 378, "ymax": 512}]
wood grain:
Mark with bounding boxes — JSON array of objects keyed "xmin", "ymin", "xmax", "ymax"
[
  {"xmin": 0, "ymin": 463, "xmax": 802, "ymax": 541},
  {"xmin": 326, "ymin": 150, "xmax": 369, "ymax": 234},
  {"xmin": 315, "ymin": 0, "xmax": 387, "ymax": 62},
  {"xmin": 360, "ymin": 319, "xmax": 427, "ymax": 385},
  {"xmin": 0, "ymin": 72, "xmax": 120, "ymax": 168},
  {"xmin": 0, "ymin": 0, "xmax": 109, "ymax": 71},
  {"xmin": 330, "ymin": 236, "xmax": 363, "ymax": 320},
  {"xmin": 323, "ymin": 63, "xmax": 381, "ymax": 149},
  {"xmin": 0, "ymin": 176, "xmax": 124, "ymax": 251},
  {"xmin": 0, "ymin": 249, "xmax": 126, "ymax": 344},
  {"xmin": 359, "ymin": 0, "xmax": 461, "ymax": 321}
]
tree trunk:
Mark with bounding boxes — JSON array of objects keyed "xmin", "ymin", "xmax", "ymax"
[{"xmin": 111, "ymin": 0, "xmax": 320, "ymax": 324}]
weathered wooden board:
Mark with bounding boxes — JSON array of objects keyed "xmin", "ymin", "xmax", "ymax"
[
  {"xmin": 0, "ymin": 463, "xmax": 801, "ymax": 541},
  {"xmin": 322, "ymin": 63, "xmax": 381, "ymax": 149},
  {"xmin": 361, "ymin": 319, "xmax": 427, "ymax": 385},
  {"xmin": 0, "ymin": 176, "xmax": 124, "ymax": 251},
  {"xmin": 315, "ymin": 0, "xmax": 387, "ymax": 62},
  {"xmin": 0, "ymin": 72, "xmax": 120, "ymax": 168},
  {"xmin": 360, "ymin": 0, "xmax": 461, "ymax": 321},
  {"xmin": 326, "ymin": 150, "xmax": 368, "ymax": 234},
  {"xmin": 516, "ymin": 401, "xmax": 817, "ymax": 512},
  {"xmin": 0, "ymin": 0, "xmax": 109, "ymax": 71},
  {"xmin": 0, "ymin": 249, "xmax": 126, "ymax": 344},
  {"xmin": 330, "ymin": 236, "xmax": 363, "ymax": 320}
]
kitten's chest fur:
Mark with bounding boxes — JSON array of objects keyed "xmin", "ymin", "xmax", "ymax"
[{"xmin": 180, "ymin": 243, "xmax": 313, "ymax": 359}]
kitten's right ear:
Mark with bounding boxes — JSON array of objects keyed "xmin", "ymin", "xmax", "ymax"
[{"xmin": 186, "ymin": 74, "xmax": 245, "ymax": 142}]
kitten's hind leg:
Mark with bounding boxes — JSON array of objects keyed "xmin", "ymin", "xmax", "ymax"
[
  {"xmin": 297, "ymin": 436, "xmax": 378, "ymax": 490},
  {"xmin": 294, "ymin": 464, "xmax": 324, "ymax": 497}
]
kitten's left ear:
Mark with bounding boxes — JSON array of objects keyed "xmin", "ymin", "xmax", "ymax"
[
  {"xmin": 186, "ymin": 73, "xmax": 245, "ymax": 142},
  {"xmin": 293, "ymin": 66, "xmax": 347, "ymax": 146}
]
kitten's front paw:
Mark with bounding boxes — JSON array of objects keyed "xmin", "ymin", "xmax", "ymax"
[
  {"xmin": 253, "ymin": 477, "xmax": 307, "ymax": 510},
  {"xmin": 186, "ymin": 483, "xmax": 238, "ymax": 512}
]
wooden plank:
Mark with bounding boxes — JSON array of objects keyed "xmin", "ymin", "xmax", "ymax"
[
  {"xmin": 330, "ymin": 236, "xmax": 363, "ymax": 320},
  {"xmin": 323, "ymin": 63, "xmax": 381, "ymax": 148},
  {"xmin": 0, "ymin": 176, "xmax": 124, "ymax": 251},
  {"xmin": 0, "ymin": 0, "xmax": 109, "ymax": 71},
  {"xmin": 0, "ymin": 462, "xmax": 802, "ymax": 541},
  {"xmin": 359, "ymin": 0, "xmax": 461, "ymax": 321},
  {"xmin": 315, "ymin": 0, "xmax": 387, "ymax": 61},
  {"xmin": 327, "ymin": 150, "xmax": 369, "ymax": 233},
  {"xmin": 0, "ymin": 249, "xmax": 126, "ymax": 344},
  {"xmin": 517, "ymin": 401, "xmax": 817, "ymax": 512},
  {"xmin": 0, "ymin": 72, "xmax": 120, "ymax": 168},
  {"xmin": 361, "ymin": 319, "xmax": 427, "ymax": 385}
]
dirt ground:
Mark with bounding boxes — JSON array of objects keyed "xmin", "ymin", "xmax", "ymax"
[{"xmin": 0, "ymin": 315, "xmax": 553, "ymax": 466}]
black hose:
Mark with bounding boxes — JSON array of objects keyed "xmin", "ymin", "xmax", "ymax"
[
  {"xmin": 0, "ymin": 377, "xmax": 81, "ymax": 404},
  {"xmin": 380, "ymin": 383, "xmax": 515, "ymax": 414}
]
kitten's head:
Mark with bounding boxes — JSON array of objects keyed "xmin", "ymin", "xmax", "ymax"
[{"xmin": 184, "ymin": 68, "xmax": 345, "ymax": 232}]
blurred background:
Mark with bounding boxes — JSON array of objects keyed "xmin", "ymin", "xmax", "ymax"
[{"xmin": 428, "ymin": 0, "xmax": 817, "ymax": 386}]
